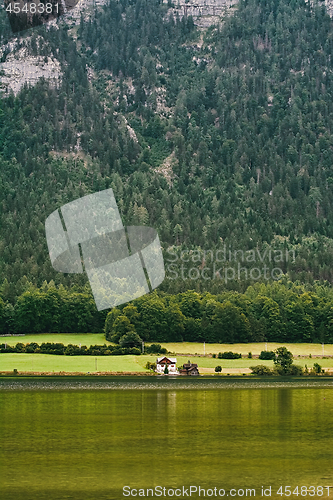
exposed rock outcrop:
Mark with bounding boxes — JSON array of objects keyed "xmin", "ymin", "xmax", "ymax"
[{"xmin": 163, "ymin": 0, "xmax": 238, "ymax": 27}]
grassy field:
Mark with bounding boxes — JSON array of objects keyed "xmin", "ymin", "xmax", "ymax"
[
  {"xmin": 2, "ymin": 335, "xmax": 333, "ymax": 357},
  {"xmin": 1, "ymin": 334, "xmax": 333, "ymax": 374},
  {"xmin": 0, "ymin": 353, "xmax": 146, "ymax": 373},
  {"xmin": 161, "ymin": 342, "xmax": 333, "ymax": 356},
  {"xmin": 2, "ymin": 333, "xmax": 109, "ymax": 346},
  {"xmin": 1, "ymin": 353, "xmax": 332, "ymax": 374}
]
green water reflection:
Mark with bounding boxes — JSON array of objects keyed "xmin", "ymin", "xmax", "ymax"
[{"xmin": 1, "ymin": 378, "xmax": 333, "ymax": 500}]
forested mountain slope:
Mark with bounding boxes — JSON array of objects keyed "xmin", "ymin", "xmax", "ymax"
[{"xmin": 1, "ymin": 0, "xmax": 333, "ymax": 305}]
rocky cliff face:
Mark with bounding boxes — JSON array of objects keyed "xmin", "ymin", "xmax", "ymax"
[
  {"xmin": 324, "ymin": 0, "xmax": 333, "ymax": 16},
  {"xmin": 165, "ymin": 0, "xmax": 333, "ymax": 27},
  {"xmin": 163, "ymin": 0, "xmax": 333, "ymax": 28},
  {"xmin": 2, "ymin": 0, "xmax": 333, "ymax": 94},
  {"xmin": 0, "ymin": 40, "xmax": 61, "ymax": 95},
  {"xmin": 0, "ymin": 0, "xmax": 100, "ymax": 95},
  {"xmin": 163, "ymin": 0, "xmax": 238, "ymax": 27}
]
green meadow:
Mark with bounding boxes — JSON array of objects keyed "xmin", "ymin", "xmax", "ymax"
[
  {"xmin": 0, "ymin": 353, "xmax": 147, "ymax": 373},
  {"xmin": 1, "ymin": 353, "xmax": 333, "ymax": 374},
  {"xmin": 1, "ymin": 334, "xmax": 333, "ymax": 373},
  {"xmin": 3, "ymin": 334, "xmax": 333, "ymax": 357},
  {"xmin": 159, "ymin": 342, "xmax": 333, "ymax": 356},
  {"xmin": 2, "ymin": 333, "xmax": 109, "ymax": 346}
]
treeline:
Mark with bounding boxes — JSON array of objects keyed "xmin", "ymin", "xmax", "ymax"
[
  {"xmin": 105, "ymin": 281, "xmax": 333, "ymax": 344},
  {"xmin": 0, "ymin": 341, "xmax": 141, "ymax": 355},
  {"xmin": 0, "ymin": 279, "xmax": 333, "ymax": 346},
  {"xmin": 0, "ymin": 281, "xmax": 107, "ymax": 333},
  {"xmin": 2, "ymin": 279, "xmax": 333, "ymax": 343}
]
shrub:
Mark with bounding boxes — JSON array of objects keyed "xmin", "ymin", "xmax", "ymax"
[
  {"xmin": 39, "ymin": 342, "xmax": 65, "ymax": 355},
  {"xmin": 0, "ymin": 343, "xmax": 15, "ymax": 353},
  {"xmin": 119, "ymin": 332, "xmax": 142, "ymax": 349},
  {"xmin": 145, "ymin": 343, "xmax": 167, "ymax": 354},
  {"xmin": 273, "ymin": 364, "xmax": 303, "ymax": 376},
  {"xmin": 145, "ymin": 361, "xmax": 157, "ymax": 371},
  {"xmin": 15, "ymin": 342, "xmax": 25, "ymax": 352},
  {"xmin": 289, "ymin": 365, "xmax": 304, "ymax": 376},
  {"xmin": 273, "ymin": 347, "xmax": 293, "ymax": 373},
  {"xmin": 215, "ymin": 365, "xmax": 222, "ymax": 372},
  {"xmin": 313, "ymin": 363, "xmax": 322, "ymax": 374},
  {"xmin": 65, "ymin": 344, "xmax": 83, "ymax": 355},
  {"xmin": 248, "ymin": 352, "xmax": 252, "ymax": 359},
  {"xmin": 0, "ymin": 342, "xmax": 142, "ymax": 357},
  {"xmin": 111, "ymin": 347, "xmax": 126, "ymax": 355},
  {"xmin": 259, "ymin": 351, "xmax": 276, "ymax": 360},
  {"xmin": 250, "ymin": 365, "xmax": 273, "ymax": 376},
  {"xmin": 273, "ymin": 365, "xmax": 285, "ymax": 375},
  {"xmin": 212, "ymin": 353, "xmax": 216, "ymax": 358},
  {"xmin": 25, "ymin": 342, "xmax": 39, "ymax": 353},
  {"xmin": 128, "ymin": 347, "xmax": 141, "ymax": 355},
  {"xmin": 218, "ymin": 351, "xmax": 242, "ymax": 359},
  {"xmin": 87, "ymin": 347, "xmax": 102, "ymax": 356}
]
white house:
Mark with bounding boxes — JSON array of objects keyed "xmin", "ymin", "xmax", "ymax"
[{"xmin": 156, "ymin": 357, "xmax": 178, "ymax": 374}]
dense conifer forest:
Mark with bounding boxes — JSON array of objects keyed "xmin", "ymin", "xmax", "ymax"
[
  {"xmin": 1, "ymin": 0, "xmax": 333, "ymax": 339},
  {"xmin": 1, "ymin": 280, "xmax": 333, "ymax": 344}
]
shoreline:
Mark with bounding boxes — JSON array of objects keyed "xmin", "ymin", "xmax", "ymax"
[
  {"xmin": 1, "ymin": 370, "xmax": 332, "ymax": 378},
  {"xmin": 0, "ymin": 371, "xmax": 157, "ymax": 377}
]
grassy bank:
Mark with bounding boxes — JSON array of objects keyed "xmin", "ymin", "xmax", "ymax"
[{"xmin": 1, "ymin": 353, "xmax": 333, "ymax": 375}]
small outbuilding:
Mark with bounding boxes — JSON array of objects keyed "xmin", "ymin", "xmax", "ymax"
[
  {"xmin": 156, "ymin": 356, "xmax": 178, "ymax": 374},
  {"xmin": 179, "ymin": 360, "xmax": 199, "ymax": 376}
]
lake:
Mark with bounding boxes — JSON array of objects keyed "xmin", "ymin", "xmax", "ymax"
[{"xmin": 1, "ymin": 377, "xmax": 333, "ymax": 500}]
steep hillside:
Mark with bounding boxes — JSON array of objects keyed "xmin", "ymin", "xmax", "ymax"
[{"xmin": 1, "ymin": 0, "xmax": 333, "ymax": 305}]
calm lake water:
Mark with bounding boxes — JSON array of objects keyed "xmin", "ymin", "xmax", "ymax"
[{"xmin": 1, "ymin": 377, "xmax": 333, "ymax": 500}]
